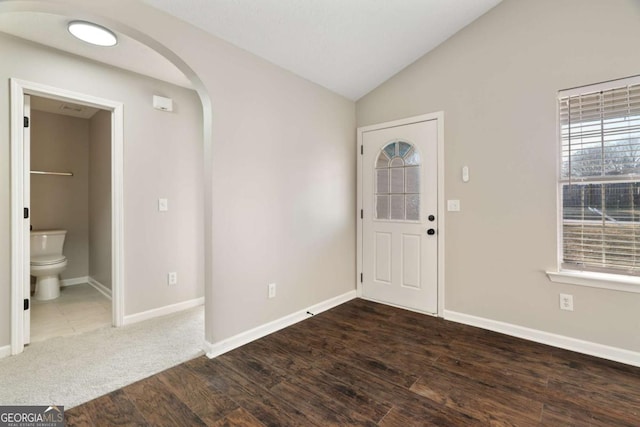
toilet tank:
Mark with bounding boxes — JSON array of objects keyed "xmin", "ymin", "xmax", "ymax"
[{"xmin": 31, "ymin": 230, "xmax": 67, "ymax": 257}]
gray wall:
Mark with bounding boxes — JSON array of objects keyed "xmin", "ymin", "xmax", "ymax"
[
  {"xmin": 30, "ymin": 110, "xmax": 89, "ymax": 280},
  {"xmin": 357, "ymin": 0, "xmax": 640, "ymax": 352},
  {"xmin": 0, "ymin": 0, "xmax": 356, "ymax": 349},
  {"xmin": 0, "ymin": 32, "xmax": 205, "ymax": 347},
  {"xmin": 89, "ymin": 110, "xmax": 112, "ymax": 289}
]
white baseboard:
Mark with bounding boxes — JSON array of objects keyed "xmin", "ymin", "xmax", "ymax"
[
  {"xmin": 204, "ymin": 290, "xmax": 357, "ymax": 359},
  {"xmin": 88, "ymin": 277, "xmax": 112, "ymax": 300},
  {"xmin": 123, "ymin": 297, "xmax": 205, "ymax": 326},
  {"xmin": 0, "ymin": 345, "xmax": 10, "ymax": 360},
  {"xmin": 60, "ymin": 276, "xmax": 89, "ymax": 287},
  {"xmin": 444, "ymin": 310, "xmax": 640, "ymax": 368}
]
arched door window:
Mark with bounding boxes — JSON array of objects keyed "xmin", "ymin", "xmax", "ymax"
[{"xmin": 375, "ymin": 141, "xmax": 421, "ymax": 221}]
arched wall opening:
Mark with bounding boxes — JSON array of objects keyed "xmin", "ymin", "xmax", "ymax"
[{"xmin": 0, "ymin": 1, "xmax": 213, "ymax": 354}]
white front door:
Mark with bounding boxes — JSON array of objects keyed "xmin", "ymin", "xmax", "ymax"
[{"xmin": 361, "ymin": 118, "xmax": 438, "ymax": 314}]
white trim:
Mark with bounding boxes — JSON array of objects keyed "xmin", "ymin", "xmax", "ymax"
[
  {"xmin": 559, "ymin": 74, "xmax": 640, "ymax": 98},
  {"xmin": 444, "ymin": 310, "xmax": 640, "ymax": 368},
  {"xmin": 204, "ymin": 290, "xmax": 356, "ymax": 358},
  {"xmin": 356, "ymin": 112, "xmax": 445, "ymax": 316},
  {"xmin": 88, "ymin": 277, "xmax": 113, "ymax": 299},
  {"xmin": 356, "ymin": 127, "xmax": 363, "ymax": 298},
  {"xmin": 10, "ymin": 80, "xmax": 25, "ymax": 355},
  {"xmin": 546, "ymin": 270, "xmax": 640, "ymax": 294},
  {"xmin": 123, "ymin": 297, "xmax": 204, "ymax": 326},
  {"xmin": 10, "ymin": 79, "xmax": 125, "ymax": 355},
  {"xmin": 60, "ymin": 276, "xmax": 89, "ymax": 287},
  {"xmin": 111, "ymin": 103, "xmax": 125, "ymax": 327},
  {"xmin": 0, "ymin": 345, "xmax": 10, "ymax": 360},
  {"xmin": 436, "ymin": 115, "xmax": 445, "ymax": 315}
]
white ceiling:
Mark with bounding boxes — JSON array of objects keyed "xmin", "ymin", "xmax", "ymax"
[
  {"xmin": 0, "ymin": 1, "xmax": 502, "ymax": 100},
  {"xmin": 143, "ymin": 0, "xmax": 502, "ymax": 100}
]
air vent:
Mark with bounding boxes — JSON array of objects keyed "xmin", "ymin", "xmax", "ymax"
[{"xmin": 60, "ymin": 104, "xmax": 84, "ymax": 113}]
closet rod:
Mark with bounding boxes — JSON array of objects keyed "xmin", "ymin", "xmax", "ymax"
[{"xmin": 30, "ymin": 170, "xmax": 74, "ymax": 177}]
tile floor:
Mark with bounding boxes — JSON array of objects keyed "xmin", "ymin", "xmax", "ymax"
[{"xmin": 30, "ymin": 283, "xmax": 111, "ymax": 343}]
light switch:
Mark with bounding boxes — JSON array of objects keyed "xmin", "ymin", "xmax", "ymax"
[
  {"xmin": 447, "ymin": 200, "xmax": 461, "ymax": 212},
  {"xmin": 158, "ymin": 198, "xmax": 168, "ymax": 212}
]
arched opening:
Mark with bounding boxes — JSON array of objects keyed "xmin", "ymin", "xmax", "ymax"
[{"xmin": 0, "ymin": 2, "xmax": 212, "ymax": 356}]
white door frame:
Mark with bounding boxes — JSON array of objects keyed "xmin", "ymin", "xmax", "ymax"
[
  {"xmin": 10, "ymin": 78, "xmax": 125, "ymax": 355},
  {"xmin": 356, "ymin": 112, "xmax": 445, "ymax": 316}
]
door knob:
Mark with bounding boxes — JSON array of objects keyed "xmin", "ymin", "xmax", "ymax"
[
  {"xmin": 427, "ymin": 229, "xmax": 436, "ymax": 235},
  {"xmin": 428, "ymin": 215, "xmax": 435, "ymax": 222}
]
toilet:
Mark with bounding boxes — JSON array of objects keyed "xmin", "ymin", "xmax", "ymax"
[{"xmin": 30, "ymin": 230, "xmax": 68, "ymax": 301}]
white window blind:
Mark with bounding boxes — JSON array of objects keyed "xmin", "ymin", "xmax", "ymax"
[{"xmin": 559, "ymin": 77, "xmax": 640, "ymax": 275}]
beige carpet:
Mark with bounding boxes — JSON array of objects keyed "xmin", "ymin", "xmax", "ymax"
[{"xmin": 0, "ymin": 305, "xmax": 204, "ymax": 409}]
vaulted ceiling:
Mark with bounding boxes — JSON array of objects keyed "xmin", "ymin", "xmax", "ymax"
[
  {"xmin": 142, "ymin": 0, "xmax": 502, "ymax": 100},
  {"xmin": 0, "ymin": 0, "xmax": 502, "ymax": 100}
]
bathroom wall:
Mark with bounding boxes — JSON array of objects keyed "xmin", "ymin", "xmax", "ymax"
[
  {"xmin": 30, "ymin": 109, "xmax": 89, "ymax": 280},
  {"xmin": 89, "ymin": 110, "xmax": 112, "ymax": 290}
]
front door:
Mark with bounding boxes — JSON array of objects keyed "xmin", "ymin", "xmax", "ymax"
[{"xmin": 362, "ymin": 118, "xmax": 438, "ymax": 314}]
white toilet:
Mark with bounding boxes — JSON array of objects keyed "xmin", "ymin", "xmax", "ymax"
[{"xmin": 30, "ymin": 230, "xmax": 68, "ymax": 301}]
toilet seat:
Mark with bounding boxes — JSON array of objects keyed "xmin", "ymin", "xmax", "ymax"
[{"xmin": 31, "ymin": 255, "xmax": 67, "ymax": 266}]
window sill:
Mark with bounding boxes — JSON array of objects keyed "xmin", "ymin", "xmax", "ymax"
[{"xmin": 546, "ymin": 270, "xmax": 640, "ymax": 294}]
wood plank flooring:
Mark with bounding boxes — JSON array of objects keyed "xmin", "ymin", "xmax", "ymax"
[{"xmin": 65, "ymin": 298, "xmax": 640, "ymax": 426}]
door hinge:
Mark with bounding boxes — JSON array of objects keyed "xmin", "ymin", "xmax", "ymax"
[
  {"xmin": 24, "ymin": 298, "xmax": 29, "ymax": 310},
  {"xmin": 360, "ymin": 273, "xmax": 363, "ymax": 283},
  {"xmin": 360, "ymin": 145, "xmax": 363, "ymax": 155},
  {"xmin": 23, "ymin": 207, "xmax": 29, "ymax": 219},
  {"xmin": 360, "ymin": 209, "xmax": 363, "ymax": 219},
  {"xmin": 23, "ymin": 116, "xmax": 29, "ymax": 128}
]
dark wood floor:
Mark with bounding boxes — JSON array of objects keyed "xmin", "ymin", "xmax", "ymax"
[{"xmin": 66, "ymin": 298, "xmax": 640, "ymax": 426}]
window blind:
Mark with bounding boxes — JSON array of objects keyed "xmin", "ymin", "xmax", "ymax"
[{"xmin": 559, "ymin": 79, "xmax": 640, "ymax": 275}]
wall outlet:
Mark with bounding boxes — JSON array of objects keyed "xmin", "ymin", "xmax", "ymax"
[
  {"xmin": 168, "ymin": 272, "xmax": 177, "ymax": 286},
  {"xmin": 268, "ymin": 283, "xmax": 276, "ymax": 299},
  {"xmin": 559, "ymin": 293, "xmax": 573, "ymax": 311}
]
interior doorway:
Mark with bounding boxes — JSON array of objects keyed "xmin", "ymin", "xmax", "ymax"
[
  {"xmin": 28, "ymin": 94, "xmax": 113, "ymax": 343},
  {"xmin": 10, "ymin": 79, "xmax": 125, "ymax": 354}
]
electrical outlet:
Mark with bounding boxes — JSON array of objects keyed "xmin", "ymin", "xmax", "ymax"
[
  {"xmin": 559, "ymin": 293, "xmax": 573, "ymax": 311},
  {"xmin": 268, "ymin": 283, "xmax": 276, "ymax": 299},
  {"xmin": 168, "ymin": 272, "xmax": 177, "ymax": 286}
]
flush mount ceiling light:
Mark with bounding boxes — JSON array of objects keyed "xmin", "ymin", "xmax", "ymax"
[{"xmin": 68, "ymin": 21, "xmax": 117, "ymax": 47}]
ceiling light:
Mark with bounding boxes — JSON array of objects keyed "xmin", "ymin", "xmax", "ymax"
[{"xmin": 68, "ymin": 21, "xmax": 117, "ymax": 47}]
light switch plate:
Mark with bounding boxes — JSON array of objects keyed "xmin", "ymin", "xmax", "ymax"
[
  {"xmin": 158, "ymin": 198, "xmax": 168, "ymax": 212},
  {"xmin": 447, "ymin": 200, "xmax": 461, "ymax": 212}
]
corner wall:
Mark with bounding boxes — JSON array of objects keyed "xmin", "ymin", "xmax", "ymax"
[
  {"xmin": 356, "ymin": 0, "xmax": 640, "ymax": 353},
  {"xmin": 0, "ymin": 0, "xmax": 356, "ymax": 350},
  {"xmin": 30, "ymin": 110, "xmax": 89, "ymax": 280}
]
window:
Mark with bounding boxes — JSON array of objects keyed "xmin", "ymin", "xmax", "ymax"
[
  {"xmin": 375, "ymin": 141, "xmax": 421, "ymax": 221},
  {"xmin": 559, "ymin": 76, "xmax": 640, "ymax": 276}
]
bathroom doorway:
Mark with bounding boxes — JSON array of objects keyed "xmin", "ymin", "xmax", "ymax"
[
  {"xmin": 29, "ymin": 95, "xmax": 112, "ymax": 342},
  {"xmin": 10, "ymin": 79, "xmax": 125, "ymax": 353}
]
